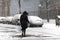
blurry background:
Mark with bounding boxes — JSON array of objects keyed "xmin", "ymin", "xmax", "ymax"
[{"xmin": 0, "ymin": 0, "xmax": 60, "ymax": 19}]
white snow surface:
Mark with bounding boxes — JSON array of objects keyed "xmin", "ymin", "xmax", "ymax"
[{"xmin": 0, "ymin": 19, "xmax": 60, "ymax": 40}]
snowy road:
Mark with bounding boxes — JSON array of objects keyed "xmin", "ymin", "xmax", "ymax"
[{"xmin": 0, "ymin": 23, "xmax": 60, "ymax": 40}]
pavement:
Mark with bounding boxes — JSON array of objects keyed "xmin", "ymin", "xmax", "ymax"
[{"xmin": 0, "ymin": 23, "xmax": 60, "ymax": 40}]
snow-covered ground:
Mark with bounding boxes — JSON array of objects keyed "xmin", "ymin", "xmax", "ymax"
[{"xmin": 0, "ymin": 19, "xmax": 60, "ymax": 40}]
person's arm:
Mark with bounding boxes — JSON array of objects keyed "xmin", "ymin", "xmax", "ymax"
[{"xmin": 26, "ymin": 16, "xmax": 29, "ymax": 23}]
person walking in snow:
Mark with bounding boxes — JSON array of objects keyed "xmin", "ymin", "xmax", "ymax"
[{"xmin": 20, "ymin": 11, "xmax": 29, "ymax": 37}]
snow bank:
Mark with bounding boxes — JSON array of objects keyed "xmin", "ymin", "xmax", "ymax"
[{"xmin": 42, "ymin": 23, "xmax": 56, "ymax": 29}]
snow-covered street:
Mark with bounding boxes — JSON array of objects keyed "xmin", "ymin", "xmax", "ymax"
[{"xmin": 0, "ymin": 21, "xmax": 60, "ymax": 40}]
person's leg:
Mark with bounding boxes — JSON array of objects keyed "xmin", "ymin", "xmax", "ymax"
[
  {"xmin": 21, "ymin": 28, "xmax": 26, "ymax": 37},
  {"xmin": 22, "ymin": 29, "xmax": 25, "ymax": 37},
  {"xmin": 22, "ymin": 30, "xmax": 24, "ymax": 37},
  {"xmin": 24, "ymin": 29, "xmax": 26, "ymax": 37}
]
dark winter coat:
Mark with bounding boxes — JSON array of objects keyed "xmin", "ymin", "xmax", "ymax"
[{"xmin": 20, "ymin": 12, "xmax": 29, "ymax": 30}]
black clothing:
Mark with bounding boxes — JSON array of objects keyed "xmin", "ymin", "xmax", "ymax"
[
  {"xmin": 20, "ymin": 15, "xmax": 29, "ymax": 30},
  {"xmin": 20, "ymin": 11, "xmax": 29, "ymax": 37}
]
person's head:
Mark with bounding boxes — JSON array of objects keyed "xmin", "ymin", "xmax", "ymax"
[{"xmin": 23, "ymin": 11, "xmax": 28, "ymax": 15}]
